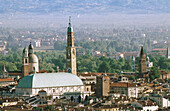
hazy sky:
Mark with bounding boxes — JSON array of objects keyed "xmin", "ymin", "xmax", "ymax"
[{"xmin": 1, "ymin": 0, "xmax": 170, "ymax": 28}]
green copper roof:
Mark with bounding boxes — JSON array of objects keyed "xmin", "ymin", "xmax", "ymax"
[
  {"xmin": 16, "ymin": 73, "xmax": 83, "ymax": 88},
  {"xmin": 67, "ymin": 16, "xmax": 73, "ymax": 32},
  {"xmin": 67, "ymin": 26, "xmax": 73, "ymax": 32},
  {"xmin": 29, "ymin": 42, "xmax": 34, "ymax": 49},
  {"xmin": 17, "ymin": 75, "xmax": 33, "ymax": 88}
]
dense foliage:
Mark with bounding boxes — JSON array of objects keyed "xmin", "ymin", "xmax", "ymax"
[
  {"xmin": 149, "ymin": 67, "xmax": 160, "ymax": 81},
  {"xmin": 0, "ymin": 50, "xmax": 169, "ymax": 74}
]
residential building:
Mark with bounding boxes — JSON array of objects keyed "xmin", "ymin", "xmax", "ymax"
[
  {"xmin": 110, "ymin": 83, "xmax": 138, "ymax": 98},
  {"xmin": 131, "ymin": 99, "xmax": 159, "ymax": 111}
]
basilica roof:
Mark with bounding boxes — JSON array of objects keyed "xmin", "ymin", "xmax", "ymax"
[{"xmin": 16, "ymin": 73, "xmax": 83, "ymax": 88}]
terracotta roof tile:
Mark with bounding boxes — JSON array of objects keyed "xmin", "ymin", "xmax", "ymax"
[
  {"xmin": 110, "ymin": 83, "xmax": 137, "ymax": 87},
  {"xmin": 0, "ymin": 78, "xmax": 14, "ymax": 82}
]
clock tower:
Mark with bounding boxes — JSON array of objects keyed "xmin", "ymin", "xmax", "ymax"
[{"xmin": 66, "ymin": 16, "xmax": 77, "ymax": 75}]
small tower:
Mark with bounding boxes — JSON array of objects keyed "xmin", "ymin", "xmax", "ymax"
[
  {"xmin": 166, "ymin": 47, "xmax": 170, "ymax": 59},
  {"xmin": 66, "ymin": 16, "xmax": 77, "ymax": 75},
  {"xmin": 131, "ymin": 56, "xmax": 135, "ymax": 72},
  {"xmin": 96, "ymin": 74, "xmax": 110, "ymax": 98},
  {"xmin": 139, "ymin": 46, "xmax": 146, "ymax": 76},
  {"xmin": 22, "ymin": 47, "xmax": 29, "ymax": 77}
]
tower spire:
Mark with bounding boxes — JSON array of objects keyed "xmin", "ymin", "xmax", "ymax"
[
  {"xmin": 140, "ymin": 46, "xmax": 145, "ymax": 58},
  {"xmin": 69, "ymin": 16, "xmax": 71, "ymax": 26},
  {"xmin": 67, "ymin": 16, "xmax": 73, "ymax": 32}
]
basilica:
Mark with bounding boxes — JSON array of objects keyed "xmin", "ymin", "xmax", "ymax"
[{"xmin": 15, "ymin": 17, "xmax": 90, "ymax": 101}]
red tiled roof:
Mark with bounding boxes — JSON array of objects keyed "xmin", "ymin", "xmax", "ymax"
[
  {"xmin": 79, "ymin": 72, "xmax": 117, "ymax": 77},
  {"xmin": 0, "ymin": 78, "xmax": 14, "ymax": 82},
  {"xmin": 110, "ymin": 83, "xmax": 137, "ymax": 87},
  {"xmin": 152, "ymin": 48, "xmax": 167, "ymax": 51},
  {"xmin": 8, "ymin": 71, "xmax": 22, "ymax": 76},
  {"xmin": 137, "ymin": 99, "xmax": 157, "ymax": 106},
  {"xmin": 122, "ymin": 52, "xmax": 139, "ymax": 57}
]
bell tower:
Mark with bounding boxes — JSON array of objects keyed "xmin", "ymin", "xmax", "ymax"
[
  {"xmin": 66, "ymin": 16, "xmax": 77, "ymax": 75},
  {"xmin": 22, "ymin": 47, "xmax": 29, "ymax": 77},
  {"xmin": 139, "ymin": 46, "xmax": 146, "ymax": 77}
]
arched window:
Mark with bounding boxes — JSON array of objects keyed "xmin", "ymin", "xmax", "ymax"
[
  {"xmin": 85, "ymin": 95, "xmax": 88, "ymax": 101},
  {"xmin": 25, "ymin": 59, "xmax": 27, "ymax": 63},
  {"xmin": 78, "ymin": 96, "xmax": 81, "ymax": 103},
  {"xmin": 71, "ymin": 96, "xmax": 74, "ymax": 101}
]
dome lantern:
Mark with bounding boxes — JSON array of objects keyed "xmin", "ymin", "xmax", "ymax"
[{"xmin": 28, "ymin": 42, "xmax": 34, "ymax": 54}]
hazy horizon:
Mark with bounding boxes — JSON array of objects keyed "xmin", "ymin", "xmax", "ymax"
[{"xmin": 1, "ymin": 0, "xmax": 170, "ymax": 28}]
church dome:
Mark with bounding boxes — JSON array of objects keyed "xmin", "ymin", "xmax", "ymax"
[
  {"xmin": 29, "ymin": 53, "xmax": 38, "ymax": 63},
  {"xmin": 16, "ymin": 73, "xmax": 84, "ymax": 88}
]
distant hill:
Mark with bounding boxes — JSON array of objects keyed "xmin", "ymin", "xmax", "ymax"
[{"xmin": 0, "ymin": 0, "xmax": 170, "ymax": 15}]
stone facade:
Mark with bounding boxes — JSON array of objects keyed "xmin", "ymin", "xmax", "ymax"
[
  {"xmin": 96, "ymin": 74, "xmax": 110, "ymax": 98},
  {"xmin": 139, "ymin": 46, "xmax": 146, "ymax": 77}
]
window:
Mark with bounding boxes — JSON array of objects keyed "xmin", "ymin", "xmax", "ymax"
[
  {"xmin": 25, "ymin": 59, "xmax": 27, "ymax": 63},
  {"xmin": 53, "ymin": 89, "xmax": 55, "ymax": 93},
  {"xmin": 87, "ymin": 88, "xmax": 89, "ymax": 91}
]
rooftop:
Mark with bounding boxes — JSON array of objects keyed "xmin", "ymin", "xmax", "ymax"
[
  {"xmin": 110, "ymin": 83, "xmax": 137, "ymax": 88},
  {"xmin": 16, "ymin": 72, "xmax": 84, "ymax": 88}
]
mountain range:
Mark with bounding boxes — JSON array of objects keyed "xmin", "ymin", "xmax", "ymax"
[{"xmin": 0, "ymin": 0, "xmax": 170, "ymax": 15}]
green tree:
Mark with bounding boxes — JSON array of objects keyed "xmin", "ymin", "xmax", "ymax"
[
  {"xmin": 149, "ymin": 67, "xmax": 160, "ymax": 81},
  {"xmin": 32, "ymin": 107, "xmax": 41, "ymax": 111},
  {"xmin": 54, "ymin": 41, "xmax": 65, "ymax": 50},
  {"xmin": 98, "ymin": 61, "xmax": 111, "ymax": 73},
  {"xmin": 44, "ymin": 105, "xmax": 54, "ymax": 111},
  {"xmin": 128, "ymin": 76, "xmax": 136, "ymax": 81}
]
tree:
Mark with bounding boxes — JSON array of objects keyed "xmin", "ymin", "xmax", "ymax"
[
  {"xmin": 98, "ymin": 61, "xmax": 111, "ymax": 73},
  {"xmin": 44, "ymin": 105, "xmax": 54, "ymax": 111},
  {"xmin": 32, "ymin": 107, "xmax": 41, "ymax": 111},
  {"xmin": 128, "ymin": 76, "xmax": 136, "ymax": 81},
  {"xmin": 149, "ymin": 67, "xmax": 160, "ymax": 81},
  {"xmin": 54, "ymin": 41, "xmax": 65, "ymax": 50}
]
